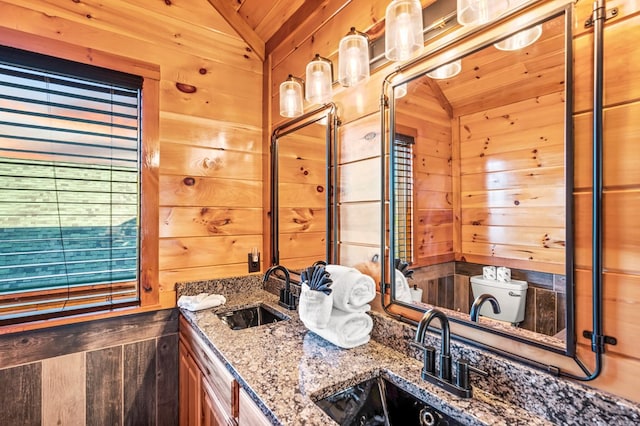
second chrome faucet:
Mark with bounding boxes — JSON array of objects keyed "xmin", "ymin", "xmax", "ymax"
[{"xmin": 412, "ymin": 308, "xmax": 487, "ymax": 398}]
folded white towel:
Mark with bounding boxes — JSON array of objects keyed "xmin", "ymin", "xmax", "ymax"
[
  {"xmin": 177, "ymin": 293, "xmax": 226, "ymax": 311},
  {"xmin": 395, "ymin": 269, "xmax": 413, "ymax": 303},
  {"xmin": 325, "ymin": 264, "xmax": 376, "ymax": 313},
  {"xmin": 307, "ymin": 308, "xmax": 373, "ymax": 349},
  {"xmin": 298, "ymin": 285, "xmax": 334, "ymax": 329}
]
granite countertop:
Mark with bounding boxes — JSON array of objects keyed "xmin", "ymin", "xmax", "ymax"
[{"xmin": 180, "ymin": 287, "xmax": 552, "ymax": 426}]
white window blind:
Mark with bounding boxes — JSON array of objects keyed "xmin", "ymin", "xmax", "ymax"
[
  {"xmin": 0, "ymin": 45, "xmax": 143, "ymax": 324},
  {"xmin": 393, "ymin": 133, "xmax": 414, "ymax": 263}
]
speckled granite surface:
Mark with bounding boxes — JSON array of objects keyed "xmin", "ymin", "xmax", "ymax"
[
  {"xmin": 178, "ymin": 276, "xmax": 640, "ymax": 426},
  {"xmin": 371, "ymin": 314, "xmax": 640, "ymax": 425}
]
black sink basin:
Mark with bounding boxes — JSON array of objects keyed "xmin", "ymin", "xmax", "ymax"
[
  {"xmin": 316, "ymin": 376, "xmax": 464, "ymax": 426},
  {"xmin": 217, "ymin": 304, "xmax": 288, "ymax": 330}
]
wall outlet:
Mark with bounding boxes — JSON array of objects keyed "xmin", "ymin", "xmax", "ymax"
[{"xmin": 248, "ymin": 252, "xmax": 260, "ymax": 273}]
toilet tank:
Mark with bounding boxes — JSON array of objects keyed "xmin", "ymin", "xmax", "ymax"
[{"xmin": 470, "ymin": 275, "xmax": 528, "ymax": 324}]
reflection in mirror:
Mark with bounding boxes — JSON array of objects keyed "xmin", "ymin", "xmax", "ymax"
[
  {"xmin": 387, "ymin": 9, "xmax": 572, "ymax": 353},
  {"xmin": 271, "ymin": 104, "xmax": 339, "ymax": 272}
]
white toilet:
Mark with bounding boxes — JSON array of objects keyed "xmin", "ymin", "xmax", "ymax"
[{"xmin": 470, "ymin": 275, "xmax": 528, "ymax": 324}]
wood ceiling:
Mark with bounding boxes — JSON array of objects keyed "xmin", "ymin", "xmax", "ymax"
[
  {"xmin": 399, "ymin": 13, "xmax": 565, "ymax": 118},
  {"xmin": 223, "ymin": 0, "xmax": 307, "ymax": 43},
  {"xmin": 206, "ymin": 0, "xmax": 434, "ymax": 61},
  {"xmin": 206, "ymin": 0, "xmax": 334, "ymax": 60}
]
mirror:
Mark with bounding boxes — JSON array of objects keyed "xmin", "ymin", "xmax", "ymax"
[
  {"xmin": 270, "ymin": 104, "xmax": 339, "ymax": 272},
  {"xmin": 385, "ymin": 7, "xmax": 573, "ymax": 354}
]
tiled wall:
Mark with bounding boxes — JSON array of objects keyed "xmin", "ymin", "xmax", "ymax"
[
  {"xmin": 0, "ymin": 309, "xmax": 179, "ymax": 425},
  {"xmin": 411, "ymin": 262, "xmax": 566, "ymax": 337}
]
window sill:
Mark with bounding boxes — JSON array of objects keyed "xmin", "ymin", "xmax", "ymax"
[{"xmin": 0, "ymin": 302, "xmax": 164, "ymax": 336}]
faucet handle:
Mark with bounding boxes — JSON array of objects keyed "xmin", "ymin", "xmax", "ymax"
[
  {"xmin": 455, "ymin": 359, "xmax": 487, "ymax": 390},
  {"xmin": 468, "ymin": 364, "xmax": 488, "ymax": 377},
  {"xmin": 410, "ymin": 342, "xmax": 436, "ymax": 377},
  {"xmin": 409, "ymin": 340, "xmax": 424, "ymax": 350},
  {"xmin": 456, "ymin": 359, "xmax": 470, "ymax": 390}
]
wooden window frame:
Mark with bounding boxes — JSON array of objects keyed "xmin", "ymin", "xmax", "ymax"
[{"xmin": 0, "ymin": 28, "xmax": 160, "ymax": 334}]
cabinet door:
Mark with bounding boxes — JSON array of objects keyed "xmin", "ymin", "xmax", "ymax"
[
  {"xmin": 179, "ymin": 341, "xmax": 202, "ymax": 426},
  {"xmin": 202, "ymin": 379, "xmax": 235, "ymax": 426},
  {"xmin": 238, "ymin": 388, "xmax": 271, "ymax": 426}
]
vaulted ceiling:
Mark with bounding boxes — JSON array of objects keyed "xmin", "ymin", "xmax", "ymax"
[
  {"xmin": 221, "ymin": 0, "xmax": 308, "ymax": 43},
  {"xmin": 205, "ymin": 0, "xmax": 334, "ymax": 61},
  {"xmin": 206, "ymin": 0, "xmax": 436, "ymax": 62}
]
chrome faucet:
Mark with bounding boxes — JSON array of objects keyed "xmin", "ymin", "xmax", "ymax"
[
  {"xmin": 412, "ymin": 308, "xmax": 487, "ymax": 398},
  {"xmin": 263, "ymin": 265, "xmax": 296, "ymax": 310},
  {"xmin": 470, "ymin": 294, "xmax": 501, "ymax": 322}
]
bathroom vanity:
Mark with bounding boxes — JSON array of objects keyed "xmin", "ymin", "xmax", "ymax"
[{"xmin": 177, "ymin": 276, "xmax": 640, "ymax": 425}]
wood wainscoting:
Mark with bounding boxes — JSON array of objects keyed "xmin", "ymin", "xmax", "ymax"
[{"xmin": 0, "ymin": 309, "xmax": 179, "ymax": 425}]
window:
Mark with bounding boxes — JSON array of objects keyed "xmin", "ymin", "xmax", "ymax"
[
  {"xmin": 0, "ymin": 45, "xmax": 145, "ymax": 324},
  {"xmin": 393, "ymin": 133, "xmax": 414, "ymax": 263}
]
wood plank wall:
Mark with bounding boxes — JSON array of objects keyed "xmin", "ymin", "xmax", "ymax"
[
  {"xmin": 458, "ymin": 92, "xmax": 566, "ymax": 274},
  {"xmin": 267, "ymin": 0, "xmax": 640, "ymax": 403},
  {"xmin": 395, "ymin": 80, "xmax": 454, "ymax": 268},
  {"xmin": 0, "ymin": 310, "xmax": 179, "ymax": 425},
  {"xmin": 0, "ymin": 0, "xmax": 265, "ymax": 308}
]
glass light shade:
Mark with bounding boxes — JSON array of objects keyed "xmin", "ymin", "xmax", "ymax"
[
  {"xmin": 457, "ymin": 0, "xmax": 510, "ymax": 26},
  {"xmin": 394, "ymin": 83, "xmax": 408, "ymax": 98},
  {"xmin": 426, "ymin": 59, "xmax": 462, "ymax": 79},
  {"xmin": 305, "ymin": 55, "xmax": 332, "ymax": 104},
  {"xmin": 393, "ymin": 73, "xmax": 408, "ymax": 99},
  {"xmin": 385, "ymin": 0, "xmax": 424, "ymax": 61},
  {"xmin": 338, "ymin": 28, "xmax": 370, "ymax": 87},
  {"xmin": 279, "ymin": 76, "xmax": 304, "ymax": 118},
  {"xmin": 494, "ymin": 25, "xmax": 543, "ymax": 51}
]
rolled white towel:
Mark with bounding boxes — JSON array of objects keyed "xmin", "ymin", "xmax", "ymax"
[
  {"xmin": 177, "ymin": 293, "xmax": 226, "ymax": 311},
  {"xmin": 325, "ymin": 264, "xmax": 376, "ymax": 313},
  {"xmin": 307, "ymin": 308, "xmax": 373, "ymax": 349},
  {"xmin": 395, "ymin": 270, "xmax": 413, "ymax": 303},
  {"xmin": 298, "ymin": 285, "xmax": 334, "ymax": 329}
]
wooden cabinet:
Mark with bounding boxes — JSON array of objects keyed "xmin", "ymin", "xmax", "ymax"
[
  {"xmin": 202, "ymin": 379, "xmax": 233, "ymax": 426},
  {"xmin": 179, "ymin": 341, "xmax": 203, "ymax": 426},
  {"xmin": 238, "ymin": 388, "xmax": 272, "ymax": 426},
  {"xmin": 179, "ymin": 317, "xmax": 273, "ymax": 426},
  {"xmin": 179, "ymin": 317, "xmax": 238, "ymax": 426}
]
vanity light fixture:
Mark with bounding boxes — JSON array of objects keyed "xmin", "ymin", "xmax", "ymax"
[
  {"xmin": 385, "ymin": 0, "xmax": 424, "ymax": 61},
  {"xmin": 279, "ymin": 74, "xmax": 304, "ymax": 118},
  {"xmin": 305, "ymin": 54, "xmax": 333, "ymax": 105},
  {"xmin": 426, "ymin": 59, "xmax": 462, "ymax": 79},
  {"xmin": 338, "ymin": 27, "xmax": 370, "ymax": 87},
  {"xmin": 456, "ymin": 0, "xmax": 509, "ymax": 27},
  {"xmin": 494, "ymin": 24, "xmax": 543, "ymax": 51}
]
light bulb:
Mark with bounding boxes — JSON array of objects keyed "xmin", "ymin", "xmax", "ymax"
[
  {"xmin": 395, "ymin": 13, "xmax": 412, "ymax": 57},
  {"xmin": 285, "ymin": 88, "xmax": 296, "ymax": 115},
  {"xmin": 346, "ymin": 46, "xmax": 362, "ymax": 86}
]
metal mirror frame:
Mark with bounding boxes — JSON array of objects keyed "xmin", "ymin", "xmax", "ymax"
[
  {"xmin": 381, "ymin": 3, "xmax": 575, "ymax": 357},
  {"xmin": 270, "ymin": 103, "xmax": 339, "ymax": 273}
]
